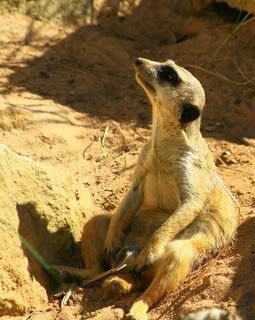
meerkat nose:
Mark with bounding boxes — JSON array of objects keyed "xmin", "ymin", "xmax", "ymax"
[{"xmin": 134, "ymin": 57, "xmax": 144, "ymax": 67}]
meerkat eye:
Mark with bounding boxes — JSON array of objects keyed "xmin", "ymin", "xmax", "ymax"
[
  {"xmin": 157, "ymin": 66, "xmax": 181, "ymax": 86},
  {"xmin": 180, "ymin": 103, "xmax": 201, "ymax": 123}
]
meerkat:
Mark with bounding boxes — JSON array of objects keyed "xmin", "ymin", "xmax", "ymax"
[{"xmin": 55, "ymin": 58, "xmax": 239, "ymax": 320}]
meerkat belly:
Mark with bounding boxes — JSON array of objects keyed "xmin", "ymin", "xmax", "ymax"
[
  {"xmin": 141, "ymin": 172, "xmax": 180, "ymax": 211},
  {"xmin": 122, "ymin": 173, "xmax": 180, "ymax": 249},
  {"xmin": 124, "ymin": 209, "xmax": 170, "ymax": 248}
]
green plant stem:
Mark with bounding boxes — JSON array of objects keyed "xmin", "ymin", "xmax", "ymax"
[{"xmin": 19, "ymin": 233, "xmax": 61, "ymax": 284}]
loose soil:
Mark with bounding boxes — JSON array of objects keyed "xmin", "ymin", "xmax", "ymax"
[{"xmin": 0, "ymin": 1, "xmax": 254, "ymax": 319}]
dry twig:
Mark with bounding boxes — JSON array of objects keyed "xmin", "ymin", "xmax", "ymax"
[
  {"xmin": 212, "ymin": 13, "xmax": 255, "ymax": 60},
  {"xmin": 186, "ymin": 64, "xmax": 254, "ymax": 86},
  {"xmin": 61, "ymin": 283, "xmax": 75, "ymax": 310}
]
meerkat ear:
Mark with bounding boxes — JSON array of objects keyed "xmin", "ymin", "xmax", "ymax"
[{"xmin": 180, "ymin": 103, "xmax": 201, "ymax": 123}]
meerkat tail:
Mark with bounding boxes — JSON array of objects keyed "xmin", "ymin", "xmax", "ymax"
[{"xmin": 127, "ymin": 244, "xmax": 195, "ymax": 320}]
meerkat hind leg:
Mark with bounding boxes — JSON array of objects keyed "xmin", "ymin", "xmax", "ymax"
[
  {"xmin": 53, "ymin": 265, "xmax": 100, "ymax": 280},
  {"xmin": 54, "ymin": 214, "xmax": 111, "ymax": 281},
  {"xmin": 126, "ymin": 234, "xmax": 213, "ymax": 320}
]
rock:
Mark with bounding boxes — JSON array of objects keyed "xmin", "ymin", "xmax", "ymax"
[
  {"xmin": 0, "ymin": 144, "xmax": 95, "ymax": 316},
  {"xmin": 216, "ymin": 151, "xmax": 236, "ymax": 166}
]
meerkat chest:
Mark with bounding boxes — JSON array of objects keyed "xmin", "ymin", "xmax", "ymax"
[{"xmin": 141, "ymin": 171, "xmax": 180, "ymax": 212}]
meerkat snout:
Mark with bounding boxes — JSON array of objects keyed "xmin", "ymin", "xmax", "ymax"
[
  {"xmin": 134, "ymin": 58, "xmax": 205, "ymax": 125},
  {"xmin": 134, "ymin": 57, "xmax": 144, "ymax": 67}
]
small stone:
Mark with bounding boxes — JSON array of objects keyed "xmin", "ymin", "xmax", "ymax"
[
  {"xmin": 103, "ymin": 200, "xmax": 116, "ymax": 211},
  {"xmin": 235, "ymin": 190, "xmax": 244, "ymax": 196},
  {"xmin": 95, "ymin": 156, "xmax": 102, "ymax": 162},
  {"xmin": 219, "ymin": 151, "xmax": 236, "ymax": 165},
  {"xmin": 86, "ymin": 154, "xmax": 92, "ymax": 160}
]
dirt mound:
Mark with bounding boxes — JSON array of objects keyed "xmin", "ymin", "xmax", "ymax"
[
  {"xmin": 0, "ymin": 144, "xmax": 95, "ymax": 316},
  {"xmin": 0, "ymin": 106, "xmax": 32, "ymax": 130}
]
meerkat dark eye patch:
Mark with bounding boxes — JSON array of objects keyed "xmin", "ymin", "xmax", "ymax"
[
  {"xmin": 180, "ymin": 103, "xmax": 200, "ymax": 123},
  {"xmin": 157, "ymin": 66, "xmax": 181, "ymax": 86}
]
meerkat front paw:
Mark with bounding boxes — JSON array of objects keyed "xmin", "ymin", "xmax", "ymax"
[
  {"xmin": 134, "ymin": 249, "xmax": 155, "ymax": 271},
  {"xmin": 104, "ymin": 234, "xmax": 123, "ymax": 262},
  {"xmin": 134, "ymin": 242, "xmax": 163, "ymax": 271}
]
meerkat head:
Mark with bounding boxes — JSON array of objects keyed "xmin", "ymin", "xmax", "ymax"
[{"xmin": 134, "ymin": 58, "xmax": 205, "ymax": 127}]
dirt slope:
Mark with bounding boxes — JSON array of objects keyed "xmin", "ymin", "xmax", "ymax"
[
  {"xmin": 0, "ymin": 1, "xmax": 254, "ymax": 319},
  {"xmin": 0, "ymin": 144, "xmax": 94, "ymax": 316}
]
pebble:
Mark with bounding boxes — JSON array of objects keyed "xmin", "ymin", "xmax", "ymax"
[{"xmin": 218, "ymin": 151, "xmax": 236, "ymax": 165}]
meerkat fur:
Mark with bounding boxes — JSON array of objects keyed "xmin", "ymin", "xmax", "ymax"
[{"xmin": 55, "ymin": 58, "xmax": 239, "ymax": 320}]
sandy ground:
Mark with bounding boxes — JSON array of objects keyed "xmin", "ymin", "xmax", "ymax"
[{"xmin": 0, "ymin": 1, "xmax": 254, "ymax": 319}]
